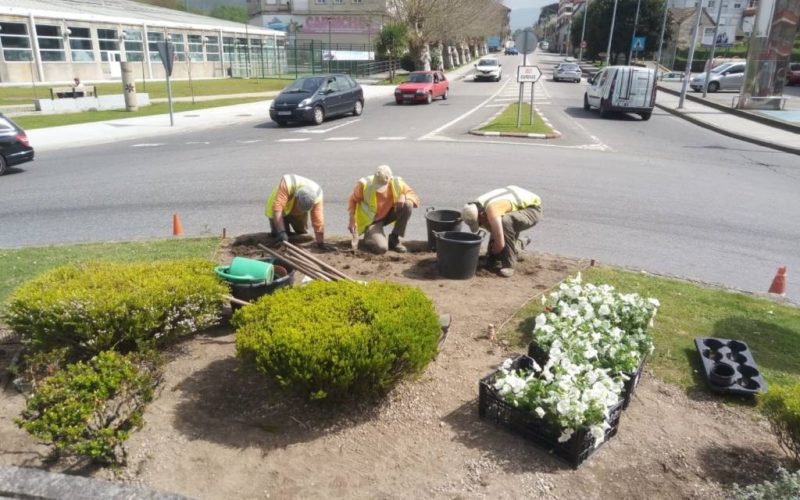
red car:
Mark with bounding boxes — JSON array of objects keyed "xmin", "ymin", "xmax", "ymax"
[
  {"xmin": 787, "ymin": 63, "xmax": 800, "ymax": 86},
  {"xmin": 394, "ymin": 71, "xmax": 449, "ymax": 104}
]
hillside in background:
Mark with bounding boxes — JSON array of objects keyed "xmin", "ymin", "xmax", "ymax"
[{"xmin": 135, "ymin": 0, "xmax": 245, "ymax": 14}]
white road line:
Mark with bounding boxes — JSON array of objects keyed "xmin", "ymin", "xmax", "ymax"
[
  {"xmin": 486, "ymin": 104, "xmax": 506, "ymax": 107},
  {"xmin": 325, "ymin": 137, "xmax": 358, "ymax": 141},
  {"xmin": 237, "ymin": 139, "xmax": 262, "ymax": 144},
  {"xmin": 131, "ymin": 143, "xmax": 164, "ymax": 148},
  {"xmin": 186, "ymin": 141, "xmax": 210, "ymax": 145},
  {"xmin": 419, "ymin": 80, "xmax": 512, "ymax": 140},
  {"xmin": 277, "ymin": 138, "xmax": 311, "ymax": 142},
  {"xmin": 377, "ymin": 136, "xmax": 406, "ymax": 141},
  {"xmin": 293, "ymin": 119, "xmax": 361, "ymax": 134}
]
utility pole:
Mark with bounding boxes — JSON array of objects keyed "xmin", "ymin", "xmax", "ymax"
[
  {"xmin": 578, "ymin": 0, "xmax": 590, "ymax": 62},
  {"xmin": 702, "ymin": 0, "xmax": 725, "ymax": 97},
  {"xmin": 628, "ymin": 0, "xmax": 643, "ymax": 65},
  {"xmin": 605, "ymin": 0, "xmax": 619, "ymax": 66},
  {"xmin": 678, "ymin": 0, "xmax": 704, "ymax": 109},
  {"xmin": 655, "ymin": 0, "xmax": 669, "ymax": 80}
]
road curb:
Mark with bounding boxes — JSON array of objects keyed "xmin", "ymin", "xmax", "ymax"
[
  {"xmin": 469, "ymin": 103, "xmax": 562, "ymax": 140},
  {"xmin": 655, "ymin": 102, "xmax": 800, "ymax": 156}
]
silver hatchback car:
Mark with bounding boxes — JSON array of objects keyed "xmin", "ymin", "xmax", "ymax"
[
  {"xmin": 553, "ymin": 63, "xmax": 581, "ymax": 83},
  {"xmin": 690, "ymin": 62, "xmax": 746, "ymax": 92}
]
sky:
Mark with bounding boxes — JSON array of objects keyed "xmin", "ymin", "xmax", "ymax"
[{"xmin": 503, "ymin": 0, "xmax": 551, "ymax": 30}]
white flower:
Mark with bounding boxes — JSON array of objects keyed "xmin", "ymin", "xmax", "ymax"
[
  {"xmin": 558, "ymin": 428, "xmax": 574, "ymax": 443},
  {"xmin": 535, "ymin": 407, "xmax": 545, "ymax": 418},
  {"xmin": 535, "ymin": 313, "xmax": 547, "ymax": 327},
  {"xmin": 598, "ymin": 304, "xmax": 611, "ymax": 316}
]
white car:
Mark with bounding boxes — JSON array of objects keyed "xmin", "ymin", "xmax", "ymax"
[
  {"xmin": 583, "ymin": 66, "xmax": 656, "ymax": 120},
  {"xmin": 474, "ymin": 58, "xmax": 502, "ymax": 82}
]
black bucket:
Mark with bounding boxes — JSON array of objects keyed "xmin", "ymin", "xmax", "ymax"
[
  {"xmin": 425, "ymin": 207, "xmax": 463, "ymax": 251},
  {"xmin": 229, "ymin": 257, "xmax": 296, "ymax": 310},
  {"xmin": 435, "ymin": 231, "xmax": 483, "ymax": 280}
]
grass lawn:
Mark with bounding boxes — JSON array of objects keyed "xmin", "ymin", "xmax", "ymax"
[
  {"xmin": 0, "ymin": 78, "xmax": 291, "ymax": 106},
  {"xmin": 479, "ymin": 103, "xmax": 553, "ymax": 135},
  {"xmin": 0, "ymin": 238, "xmax": 220, "ymax": 307},
  {"xmin": 13, "ymin": 97, "xmax": 265, "ymax": 129},
  {"xmin": 502, "ymin": 266, "xmax": 800, "ymax": 393}
]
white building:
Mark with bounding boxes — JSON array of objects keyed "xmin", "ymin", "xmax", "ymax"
[
  {"xmin": 667, "ymin": 0, "xmax": 757, "ymax": 43},
  {"xmin": 0, "ymin": 0, "xmax": 286, "ymax": 84}
]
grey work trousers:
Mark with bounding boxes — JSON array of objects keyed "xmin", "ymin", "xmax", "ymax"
[
  {"xmin": 489, "ymin": 206, "xmax": 543, "ymax": 269},
  {"xmin": 363, "ymin": 201, "xmax": 413, "ymax": 254},
  {"xmin": 269, "ymin": 212, "xmax": 308, "ymax": 236}
]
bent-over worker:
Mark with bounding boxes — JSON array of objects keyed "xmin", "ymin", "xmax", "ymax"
[
  {"xmin": 265, "ymin": 174, "xmax": 334, "ymax": 251},
  {"xmin": 347, "ymin": 165, "xmax": 419, "ymax": 254},
  {"xmin": 461, "ymin": 186, "xmax": 542, "ymax": 278}
]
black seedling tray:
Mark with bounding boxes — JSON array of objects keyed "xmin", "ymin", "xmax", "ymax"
[{"xmin": 694, "ymin": 337, "xmax": 767, "ymax": 395}]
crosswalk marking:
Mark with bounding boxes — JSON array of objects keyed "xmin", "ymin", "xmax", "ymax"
[
  {"xmin": 377, "ymin": 136, "xmax": 406, "ymax": 141},
  {"xmin": 277, "ymin": 138, "xmax": 311, "ymax": 142},
  {"xmin": 324, "ymin": 137, "xmax": 358, "ymax": 141},
  {"xmin": 131, "ymin": 143, "xmax": 164, "ymax": 147}
]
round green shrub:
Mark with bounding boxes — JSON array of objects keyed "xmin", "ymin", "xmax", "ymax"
[
  {"xmin": 233, "ymin": 281, "xmax": 441, "ymax": 401},
  {"xmin": 3, "ymin": 259, "xmax": 227, "ymax": 357},
  {"xmin": 16, "ymin": 350, "xmax": 157, "ymax": 465},
  {"xmin": 759, "ymin": 383, "xmax": 800, "ymax": 465}
]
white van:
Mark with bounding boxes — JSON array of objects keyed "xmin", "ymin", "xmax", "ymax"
[{"xmin": 583, "ymin": 66, "xmax": 657, "ymax": 120}]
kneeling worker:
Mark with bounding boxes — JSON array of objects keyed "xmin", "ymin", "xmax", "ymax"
[
  {"xmin": 461, "ymin": 186, "xmax": 542, "ymax": 277},
  {"xmin": 265, "ymin": 174, "xmax": 334, "ymax": 250},
  {"xmin": 348, "ymin": 165, "xmax": 419, "ymax": 254}
]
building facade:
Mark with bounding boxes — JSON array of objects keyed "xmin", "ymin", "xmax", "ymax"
[{"xmin": 0, "ymin": 0, "xmax": 285, "ymax": 84}]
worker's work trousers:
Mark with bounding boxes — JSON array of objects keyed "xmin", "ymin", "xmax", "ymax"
[
  {"xmin": 269, "ymin": 213, "xmax": 308, "ymax": 236},
  {"xmin": 489, "ymin": 206, "xmax": 542, "ymax": 269},
  {"xmin": 363, "ymin": 201, "xmax": 413, "ymax": 254}
]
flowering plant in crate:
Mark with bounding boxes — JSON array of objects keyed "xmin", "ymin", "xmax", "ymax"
[
  {"xmin": 533, "ymin": 273, "xmax": 659, "ymax": 374},
  {"xmin": 493, "ymin": 342, "xmax": 624, "ymax": 447}
]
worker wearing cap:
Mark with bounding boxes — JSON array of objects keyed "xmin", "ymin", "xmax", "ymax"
[
  {"xmin": 265, "ymin": 174, "xmax": 334, "ymax": 250},
  {"xmin": 461, "ymin": 186, "xmax": 542, "ymax": 277},
  {"xmin": 348, "ymin": 165, "xmax": 419, "ymax": 254}
]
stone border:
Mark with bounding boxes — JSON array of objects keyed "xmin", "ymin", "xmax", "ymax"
[{"xmin": 469, "ymin": 103, "xmax": 562, "ymax": 139}]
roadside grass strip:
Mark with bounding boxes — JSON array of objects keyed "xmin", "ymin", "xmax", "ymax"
[
  {"xmin": 13, "ymin": 97, "xmax": 266, "ymax": 130},
  {"xmin": 501, "ymin": 265, "xmax": 800, "ymax": 396},
  {"xmin": 472, "ymin": 102, "xmax": 561, "ymax": 139}
]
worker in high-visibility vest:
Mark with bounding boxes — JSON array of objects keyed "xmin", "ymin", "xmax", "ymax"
[
  {"xmin": 347, "ymin": 165, "xmax": 419, "ymax": 254},
  {"xmin": 265, "ymin": 174, "xmax": 335, "ymax": 251},
  {"xmin": 461, "ymin": 186, "xmax": 542, "ymax": 277}
]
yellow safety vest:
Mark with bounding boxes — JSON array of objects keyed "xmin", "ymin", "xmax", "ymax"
[
  {"xmin": 265, "ymin": 174, "xmax": 322, "ymax": 219},
  {"xmin": 354, "ymin": 175, "xmax": 404, "ymax": 234},
  {"xmin": 475, "ymin": 186, "xmax": 541, "ymax": 212}
]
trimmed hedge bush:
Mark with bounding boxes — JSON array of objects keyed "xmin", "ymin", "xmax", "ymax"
[
  {"xmin": 759, "ymin": 383, "xmax": 800, "ymax": 465},
  {"xmin": 732, "ymin": 468, "xmax": 800, "ymax": 500},
  {"xmin": 16, "ymin": 350, "xmax": 158, "ymax": 465},
  {"xmin": 234, "ymin": 281, "xmax": 441, "ymax": 401},
  {"xmin": 3, "ymin": 259, "xmax": 226, "ymax": 357}
]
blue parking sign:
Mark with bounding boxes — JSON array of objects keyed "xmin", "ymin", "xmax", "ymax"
[{"xmin": 631, "ymin": 36, "xmax": 646, "ymax": 52}]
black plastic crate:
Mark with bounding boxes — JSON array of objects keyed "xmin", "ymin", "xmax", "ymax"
[
  {"xmin": 694, "ymin": 337, "xmax": 767, "ymax": 396},
  {"xmin": 527, "ymin": 341, "xmax": 645, "ymax": 409},
  {"xmin": 478, "ymin": 355, "xmax": 623, "ymax": 468}
]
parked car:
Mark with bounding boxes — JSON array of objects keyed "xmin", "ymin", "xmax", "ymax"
[
  {"xmin": 540, "ymin": 41, "xmax": 550, "ymax": 51},
  {"xmin": 0, "ymin": 113, "xmax": 34, "ymax": 175},
  {"xmin": 269, "ymin": 74, "xmax": 364, "ymax": 126},
  {"xmin": 474, "ymin": 57, "xmax": 503, "ymax": 81},
  {"xmin": 553, "ymin": 63, "xmax": 582, "ymax": 83},
  {"xmin": 689, "ymin": 62, "xmax": 746, "ymax": 92},
  {"xmin": 504, "ymin": 46, "xmax": 519, "ymax": 55},
  {"xmin": 394, "ymin": 71, "xmax": 449, "ymax": 104},
  {"xmin": 583, "ymin": 66, "xmax": 656, "ymax": 120},
  {"xmin": 786, "ymin": 62, "xmax": 800, "ymax": 85},
  {"xmin": 658, "ymin": 71, "xmax": 685, "ymax": 82}
]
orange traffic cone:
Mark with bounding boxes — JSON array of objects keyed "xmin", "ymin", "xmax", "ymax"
[
  {"xmin": 768, "ymin": 266, "xmax": 787, "ymax": 295},
  {"xmin": 172, "ymin": 213, "xmax": 184, "ymax": 236}
]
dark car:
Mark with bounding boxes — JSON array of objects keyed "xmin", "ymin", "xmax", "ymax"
[
  {"xmin": 0, "ymin": 113, "xmax": 33, "ymax": 176},
  {"xmin": 269, "ymin": 74, "xmax": 364, "ymax": 126},
  {"xmin": 787, "ymin": 62, "xmax": 800, "ymax": 85},
  {"xmin": 504, "ymin": 47, "xmax": 519, "ymax": 55}
]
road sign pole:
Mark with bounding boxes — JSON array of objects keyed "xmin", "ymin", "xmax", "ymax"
[
  {"xmin": 579, "ymin": 0, "xmax": 590, "ymax": 62},
  {"xmin": 703, "ymin": 0, "xmax": 726, "ymax": 98},
  {"xmin": 166, "ymin": 71, "xmax": 174, "ymax": 127},
  {"xmin": 530, "ymin": 83, "xmax": 535, "ymax": 125},
  {"xmin": 517, "ymin": 82, "xmax": 524, "ymax": 127},
  {"xmin": 605, "ymin": 0, "xmax": 619, "ymax": 67},
  {"xmin": 628, "ymin": 0, "xmax": 642, "ymax": 65}
]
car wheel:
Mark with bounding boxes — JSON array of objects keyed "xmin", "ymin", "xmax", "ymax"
[
  {"xmin": 442, "ymin": 88, "xmax": 449, "ymax": 100},
  {"xmin": 425, "ymin": 92, "xmax": 432, "ymax": 104},
  {"xmin": 600, "ymin": 99, "xmax": 612, "ymax": 118},
  {"xmin": 495, "ymin": 74, "xmax": 501, "ymax": 82},
  {"xmin": 583, "ymin": 93, "xmax": 590, "ymax": 111},
  {"xmin": 708, "ymin": 81, "xmax": 720, "ymax": 93},
  {"xmin": 640, "ymin": 111, "xmax": 652, "ymax": 121},
  {"xmin": 0, "ymin": 155, "xmax": 6, "ymax": 176},
  {"xmin": 353, "ymin": 100, "xmax": 363, "ymax": 116},
  {"xmin": 312, "ymin": 106, "xmax": 325, "ymax": 125}
]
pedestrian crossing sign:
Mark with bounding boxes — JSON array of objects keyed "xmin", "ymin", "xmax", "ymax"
[{"xmin": 631, "ymin": 36, "xmax": 646, "ymax": 52}]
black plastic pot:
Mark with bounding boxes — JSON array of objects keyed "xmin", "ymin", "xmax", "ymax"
[
  {"xmin": 229, "ymin": 257, "xmax": 295, "ymax": 310},
  {"xmin": 435, "ymin": 231, "xmax": 483, "ymax": 280},
  {"xmin": 709, "ymin": 363, "xmax": 736, "ymax": 387},
  {"xmin": 425, "ymin": 207, "xmax": 463, "ymax": 251}
]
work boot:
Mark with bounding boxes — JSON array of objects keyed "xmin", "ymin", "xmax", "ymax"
[
  {"xmin": 517, "ymin": 236, "xmax": 532, "ymax": 251},
  {"xmin": 499, "ymin": 267, "xmax": 515, "ymax": 278},
  {"xmin": 388, "ymin": 233, "xmax": 407, "ymax": 253}
]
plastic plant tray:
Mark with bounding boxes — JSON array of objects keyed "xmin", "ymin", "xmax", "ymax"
[{"xmin": 694, "ymin": 337, "xmax": 768, "ymax": 395}]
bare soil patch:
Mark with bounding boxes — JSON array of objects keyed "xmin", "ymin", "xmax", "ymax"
[{"xmin": 0, "ymin": 236, "xmax": 787, "ymax": 499}]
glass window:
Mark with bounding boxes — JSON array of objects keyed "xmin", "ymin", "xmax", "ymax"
[
  {"xmin": 336, "ymin": 75, "xmax": 353, "ymax": 89},
  {"xmin": 188, "ymin": 34, "xmax": 203, "ymax": 62},
  {"xmin": 68, "ymin": 26, "xmax": 94, "ymax": 62},
  {"xmin": 223, "ymin": 36, "xmax": 235, "ymax": 61},
  {"xmin": 97, "ymin": 28, "xmax": 119, "ymax": 62},
  {"xmin": 148, "ymin": 31, "xmax": 164, "ymax": 61},
  {"xmin": 169, "ymin": 33, "xmax": 185, "ymax": 61},
  {"xmin": 316, "ymin": 0, "xmax": 327, "ymax": 3},
  {"xmin": 35, "ymin": 24, "xmax": 65, "ymax": 62},
  {"xmin": 205, "ymin": 35, "xmax": 220, "ymax": 61},
  {"xmin": 122, "ymin": 30, "xmax": 143, "ymax": 62}
]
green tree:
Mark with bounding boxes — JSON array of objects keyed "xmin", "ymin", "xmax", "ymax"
[
  {"xmin": 210, "ymin": 5, "xmax": 248, "ymax": 23},
  {"xmin": 571, "ymin": 0, "xmax": 672, "ymax": 63},
  {"xmin": 376, "ymin": 22, "xmax": 409, "ymax": 81},
  {"xmin": 135, "ymin": 0, "xmax": 187, "ymax": 11}
]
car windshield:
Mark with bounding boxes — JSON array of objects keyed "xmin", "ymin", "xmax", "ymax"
[
  {"xmin": 560, "ymin": 64, "xmax": 579, "ymax": 71},
  {"xmin": 478, "ymin": 59, "xmax": 498, "ymax": 66},
  {"xmin": 407, "ymin": 73, "xmax": 433, "ymax": 83},
  {"xmin": 283, "ymin": 77, "xmax": 325, "ymax": 93},
  {"xmin": 711, "ymin": 64, "xmax": 734, "ymax": 73}
]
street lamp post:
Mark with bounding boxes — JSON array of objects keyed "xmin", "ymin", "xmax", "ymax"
[
  {"xmin": 655, "ymin": 0, "xmax": 669, "ymax": 81},
  {"xmin": 578, "ymin": 0, "xmax": 590, "ymax": 62},
  {"xmin": 605, "ymin": 0, "xmax": 619, "ymax": 66},
  {"xmin": 702, "ymin": 0, "xmax": 725, "ymax": 98},
  {"xmin": 627, "ymin": 0, "xmax": 642, "ymax": 65},
  {"xmin": 678, "ymin": 0, "xmax": 704, "ymax": 109}
]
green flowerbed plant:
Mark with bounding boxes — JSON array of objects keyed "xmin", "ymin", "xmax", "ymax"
[
  {"xmin": 4, "ymin": 259, "xmax": 226, "ymax": 358},
  {"xmin": 759, "ymin": 383, "xmax": 800, "ymax": 465},
  {"xmin": 732, "ymin": 468, "xmax": 800, "ymax": 499},
  {"xmin": 16, "ymin": 350, "xmax": 158, "ymax": 465},
  {"xmin": 234, "ymin": 281, "xmax": 441, "ymax": 401}
]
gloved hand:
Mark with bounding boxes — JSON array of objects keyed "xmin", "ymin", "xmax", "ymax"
[
  {"xmin": 276, "ymin": 230, "xmax": 289, "ymax": 243},
  {"xmin": 317, "ymin": 242, "xmax": 337, "ymax": 252}
]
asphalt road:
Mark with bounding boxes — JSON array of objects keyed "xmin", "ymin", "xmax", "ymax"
[{"xmin": 2, "ymin": 51, "xmax": 799, "ymax": 299}]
